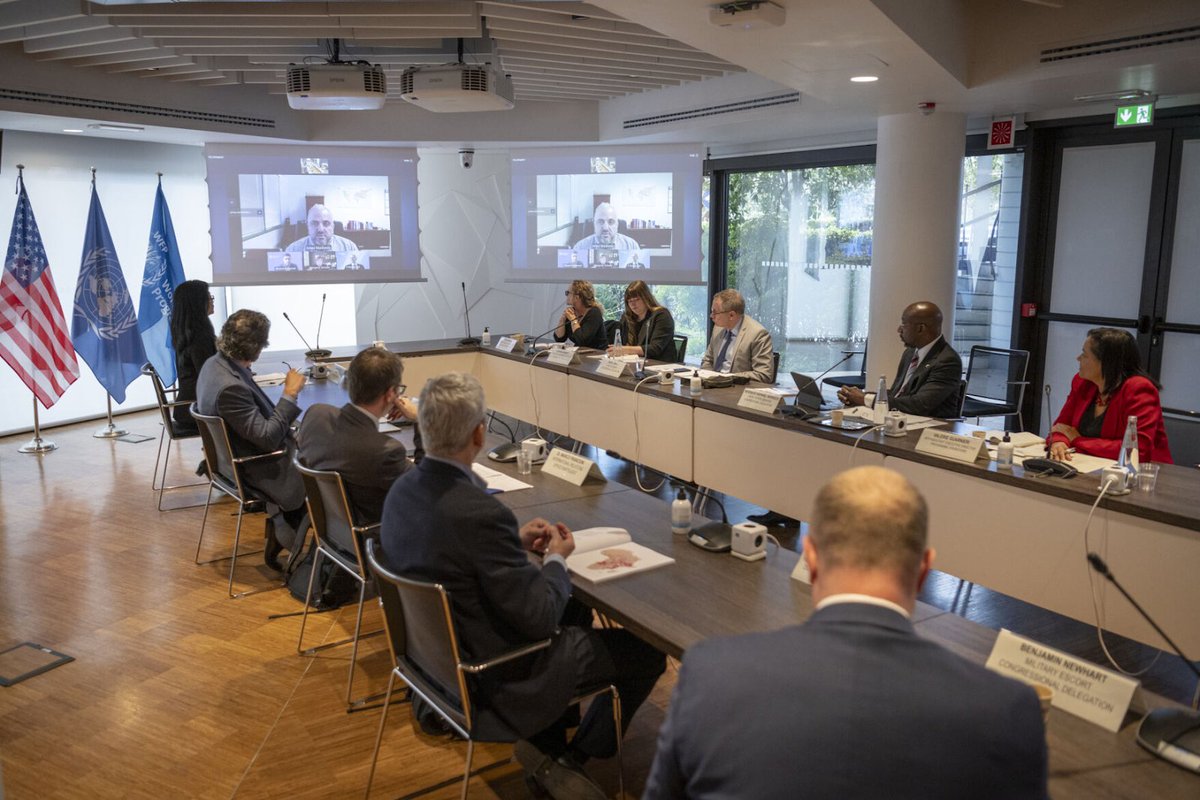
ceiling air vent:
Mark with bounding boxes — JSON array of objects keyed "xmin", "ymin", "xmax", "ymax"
[
  {"xmin": 1041, "ymin": 25, "xmax": 1200, "ymax": 63},
  {"xmin": 623, "ymin": 92, "xmax": 800, "ymax": 131}
]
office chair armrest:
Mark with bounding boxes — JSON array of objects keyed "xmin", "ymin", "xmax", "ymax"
[
  {"xmin": 233, "ymin": 448, "xmax": 288, "ymax": 465},
  {"xmin": 164, "ymin": 397, "xmax": 193, "ymax": 409},
  {"xmin": 459, "ymin": 639, "xmax": 553, "ymax": 674}
]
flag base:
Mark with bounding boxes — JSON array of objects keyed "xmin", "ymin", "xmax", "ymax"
[
  {"xmin": 18, "ymin": 436, "xmax": 57, "ymax": 454},
  {"xmin": 93, "ymin": 422, "xmax": 128, "ymax": 439}
]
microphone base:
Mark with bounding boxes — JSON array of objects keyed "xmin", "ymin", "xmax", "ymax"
[
  {"xmin": 687, "ymin": 522, "xmax": 732, "ymax": 553},
  {"xmin": 459, "ymin": 337, "xmax": 481, "ymax": 346},
  {"xmin": 305, "ymin": 349, "xmax": 332, "ymax": 359},
  {"xmin": 1137, "ymin": 707, "xmax": 1200, "ymax": 773}
]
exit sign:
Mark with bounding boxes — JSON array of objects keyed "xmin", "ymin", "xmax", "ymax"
[{"xmin": 1114, "ymin": 102, "xmax": 1154, "ymax": 128}]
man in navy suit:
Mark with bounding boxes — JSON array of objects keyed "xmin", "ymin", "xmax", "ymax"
[
  {"xmin": 380, "ymin": 373, "xmax": 665, "ymax": 800},
  {"xmin": 838, "ymin": 301, "xmax": 963, "ymax": 418},
  {"xmin": 644, "ymin": 466, "xmax": 1048, "ymax": 800},
  {"xmin": 195, "ymin": 309, "xmax": 308, "ymax": 567}
]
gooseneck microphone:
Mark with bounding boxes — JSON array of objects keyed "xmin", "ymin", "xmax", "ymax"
[
  {"xmin": 309, "ymin": 293, "xmax": 331, "ymax": 358},
  {"xmin": 459, "ymin": 282, "xmax": 479, "ymax": 346},
  {"xmin": 1086, "ymin": 552, "xmax": 1200, "ymax": 773},
  {"xmin": 780, "ymin": 351, "xmax": 857, "ymax": 418},
  {"xmin": 281, "ymin": 311, "xmax": 322, "ymax": 359},
  {"xmin": 794, "ymin": 350, "xmax": 857, "ymax": 396}
]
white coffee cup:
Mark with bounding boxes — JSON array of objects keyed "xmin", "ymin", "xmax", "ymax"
[{"xmin": 521, "ymin": 437, "xmax": 549, "ymax": 462}]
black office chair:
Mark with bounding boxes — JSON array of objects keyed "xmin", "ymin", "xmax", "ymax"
[
  {"xmin": 673, "ymin": 334, "xmax": 688, "ymax": 362},
  {"xmin": 823, "ymin": 341, "xmax": 868, "ymax": 391},
  {"xmin": 364, "ymin": 539, "xmax": 623, "ymax": 799},
  {"xmin": 771, "ymin": 351, "xmax": 781, "ymax": 384},
  {"xmin": 958, "ymin": 346, "xmax": 1030, "ymax": 431},
  {"xmin": 294, "ymin": 460, "xmax": 383, "ymax": 711},
  {"xmin": 142, "ymin": 363, "xmax": 206, "ymax": 511}
]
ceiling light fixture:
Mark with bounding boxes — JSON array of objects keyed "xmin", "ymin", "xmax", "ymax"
[
  {"xmin": 850, "ymin": 75, "xmax": 879, "ymax": 83},
  {"xmin": 86, "ymin": 123, "xmax": 144, "ymax": 133},
  {"xmin": 1073, "ymin": 89, "xmax": 1154, "ymax": 103}
]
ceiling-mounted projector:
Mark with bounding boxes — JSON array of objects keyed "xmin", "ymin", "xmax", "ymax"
[
  {"xmin": 286, "ymin": 63, "xmax": 387, "ymax": 110},
  {"xmin": 399, "ymin": 64, "xmax": 515, "ymax": 113},
  {"xmin": 709, "ymin": 1, "xmax": 786, "ymax": 30}
]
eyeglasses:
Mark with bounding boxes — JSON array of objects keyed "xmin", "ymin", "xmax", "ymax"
[
  {"xmin": 564, "ymin": 290, "xmax": 577, "ymax": 297},
  {"xmin": 710, "ymin": 308, "xmax": 731, "ymax": 318},
  {"xmin": 394, "ymin": 384, "xmax": 407, "ymax": 396}
]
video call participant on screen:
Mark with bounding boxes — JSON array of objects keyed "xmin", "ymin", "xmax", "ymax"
[
  {"xmin": 1047, "ymin": 327, "xmax": 1172, "ymax": 463},
  {"xmin": 609, "ymin": 280, "xmax": 675, "ymax": 361},
  {"xmin": 572, "ymin": 202, "xmax": 643, "ymax": 268},
  {"xmin": 195, "ymin": 309, "xmax": 308, "ymax": 570},
  {"xmin": 701, "ymin": 288, "xmax": 774, "ymax": 383},
  {"xmin": 285, "ymin": 203, "xmax": 359, "ymax": 254},
  {"xmin": 837, "ymin": 301, "xmax": 962, "ymax": 418},
  {"xmin": 379, "ymin": 373, "xmax": 665, "ymax": 800},
  {"xmin": 554, "ymin": 279, "xmax": 608, "ymax": 350},
  {"xmin": 644, "ymin": 466, "xmax": 1049, "ymax": 800},
  {"xmin": 272, "ymin": 253, "xmax": 299, "ymax": 272}
]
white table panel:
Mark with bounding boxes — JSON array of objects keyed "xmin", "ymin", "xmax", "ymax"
[{"xmin": 478, "ymin": 354, "xmax": 570, "ymax": 436}]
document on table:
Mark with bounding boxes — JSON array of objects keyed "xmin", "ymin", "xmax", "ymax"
[
  {"xmin": 842, "ymin": 406, "xmax": 946, "ymax": 431},
  {"xmin": 471, "ymin": 463, "xmax": 533, "ymax": 492},
  {"xmin": 252, "ymin": 372, "xmax": 286, "ymax": 387}
]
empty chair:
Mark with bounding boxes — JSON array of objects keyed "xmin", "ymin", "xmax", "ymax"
[
  {"xmin": 142, "ymin": 363, "xmax": 206, "ymax": 511},
  {"xmin": 959, "ymin": 346, "xmax": 1030, "ymax": 431},
  {"xmin": 823, "ymin": 341, "xmax": 868, "ymax": 391},
  {"xmin": 673, "ymin": 334, "xmax": 688, "ymax": 362}
]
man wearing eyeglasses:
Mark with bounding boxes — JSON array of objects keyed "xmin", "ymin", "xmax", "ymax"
[
  {"xmin": 297, "ymin": 347, "xmax": 421, "ymax": 526},
  {"xmin": 701, "ymin": 289, "xmax": 774, "ymax": 383}
]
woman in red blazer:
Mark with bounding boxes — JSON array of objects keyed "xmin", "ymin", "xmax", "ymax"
[{"xmin": 1048, "ymin": 328, "xmax": 1172, "ymax": 463}]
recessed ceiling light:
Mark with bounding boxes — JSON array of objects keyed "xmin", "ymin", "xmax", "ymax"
[
  {"xmin": 62, "ymin": 128, "xmax": 84, "ymax": 133},
  {"xmin": 850, "ymin": 75, "xmax": 879, "ymax": 83}
]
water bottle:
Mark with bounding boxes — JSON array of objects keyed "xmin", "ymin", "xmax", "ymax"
[
  {"xmin": 873, "ymin": 375, "xmax": 889, "ymax": 424},
  {"xmin": 613, "ymin": 328, "xmax": 622, "ymax": 353},
  {"xmin": 671, "ymin": 487, "xmax": 692, "ymax": 535},
  {"xmin": 1117, "ymin": 415, "xmax": 1139, "ymax": 478}
]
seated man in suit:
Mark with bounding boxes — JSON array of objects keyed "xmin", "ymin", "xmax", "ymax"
[
  {"xmin": 380, "ymin": 373, "xmax": 665, "ymax": 800},
  {"xmin": 644, "ymin": 466, "xmax": 1048, "ymax": 800},
  {"xmin": 297, "ymin": 347, "xmax": 421, "ymax": 533},
  {"xmin": 195, "ymin": 309, "xmax": 308, "ymax": 569},
  {"xmin": 700, "ymin": 288, "xmax": 774, "ymax": 383},
  {"xmin": 837, "ymin": 301, "xmax": 963, "ymax": 418}
]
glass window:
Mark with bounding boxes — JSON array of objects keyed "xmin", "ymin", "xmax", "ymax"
[{"xmin": 726, "ymin": 165, "xmax": 875, "ymax": 377}]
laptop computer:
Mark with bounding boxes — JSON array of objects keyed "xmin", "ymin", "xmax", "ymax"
[{"xmin": 784, "ymin": 371, "xmax": 830, "ymax": 419}]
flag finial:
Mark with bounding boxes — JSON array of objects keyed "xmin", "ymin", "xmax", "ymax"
[{"xmin": 90, "ymin": 167, "xmax": 96, "ymax": 186}]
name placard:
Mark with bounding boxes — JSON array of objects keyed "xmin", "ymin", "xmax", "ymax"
[
  {"xmin": 915, "ymin": 428, "xmax": 988, "ymax": 463},
  {"xmin": 737, "ymin": 388, "xmax": 782, "ymax": 414},
  {"xmin": 595, "ymin": 358, "xmax": 631, "ymax": 378},
  {"xmin": 986, "ymin": 629, "xmax": 1137, "ymax": 732},
  {"xmin": 546, "ymin": 346, "xmax": 580, "ymax": 366},
  {"xmin": 542, "ymin": 448, "xmax": 607, "ymax": 486},
  {"xmin": 790, "ymin": 555, "xmax": 811, "ymax": 585},
  {"xmin": 494, "ymin": 336, "xmax": 518, "ymax": 353}
]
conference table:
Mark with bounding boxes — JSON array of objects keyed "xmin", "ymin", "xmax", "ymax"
[
  {"xmin": 270, "ymin": 347, "xmax": 1198, "ymax": 797},
  {"xmin": 285, "ymin": 337, "xmax": 1200, "ymax": 657}
]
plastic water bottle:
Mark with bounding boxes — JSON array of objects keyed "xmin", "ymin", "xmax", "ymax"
[
  {"xmin": 874, "ymin": 375, "xmax": 889, "ymax": 424},
  {"xmin": 1117, "ymin": 415, "xmax": 1139, "ymax": 478},
  {"xmin": 613, "ymin": 328, "xmax": 622, "ymax": 352},
  {"xmin": 671, "ymin": 487, "xmax": 692, "ymax": 535}
]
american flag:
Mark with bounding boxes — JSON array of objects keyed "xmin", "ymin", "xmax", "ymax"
[{"xmin": 0, "ymin": 177, "xmax": 80, "ymax": 407}]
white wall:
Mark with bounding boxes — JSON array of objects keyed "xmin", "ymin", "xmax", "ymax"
[{"xmin": 0, "ymin": 131, "xmax": 210, "ymax": 436}]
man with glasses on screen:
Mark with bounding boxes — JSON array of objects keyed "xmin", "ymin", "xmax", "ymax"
[
  {"xmin": 285, "ymin": 203, "xmax": 359, "ymax": 254},
  {"xmin": 572, "ymin": 201, "xmax": 643, "ymax": 268}
]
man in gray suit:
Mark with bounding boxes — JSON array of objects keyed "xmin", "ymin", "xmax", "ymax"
[
  {"xmin": 700, "ymin": 288, "xmax": 774, "ymax": 383},
  {"xmin": 297, "ymin": 347, "xmax": 419, "ymax": 529},
  {"xmin": 644, "ymin": 466, "xmax": 1048, "ymax": 800},
  {"xmin": 195, "ymin": 309, "xmax": 308, "ymax": 569}
]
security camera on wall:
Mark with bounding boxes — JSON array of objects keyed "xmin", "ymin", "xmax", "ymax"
[{"xmin": 459, "ymin": 148, "xmax": 474, "ymax": 169}]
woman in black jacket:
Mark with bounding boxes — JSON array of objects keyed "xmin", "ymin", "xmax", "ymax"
[
  {"xmin": 609, "ymin": 279, "xmax": 676, "ymax": 361},
  {"xmin": 169, "ymin": 279, "xmax": 217, "ymax": 434},
  {"xmin": 553, "ymin": 279, "xmax": 607, "ymax": 350}
]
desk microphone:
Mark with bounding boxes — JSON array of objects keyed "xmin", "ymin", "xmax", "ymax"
[
  {"xmin": 281, "ymin": 311, "xmax": 329, "ymax": 360},
  {"xmin": 687, "ymin": 488, "xmax": 733, "ymax": 552},
  {"xmin": 794, "ymin": 351, "xmax": 857, "ymax": 395},
  {"xmin": 526, "ymin": 319, "xmax": 565, "ymax": 354},
  {"xmin": 459, "ymin": 282, "xmax": 479, "ymax": 346},
  {"xmin": 310, "ymin": 293, "xmax": 331, "ymax": 358},
  {"xmin": 780, "ymin": 351, "xmax": 856, "ymax": 417},
  {"xmin": 1086, "ymin": 552, "xmax": 1200, "ymax": 773}
]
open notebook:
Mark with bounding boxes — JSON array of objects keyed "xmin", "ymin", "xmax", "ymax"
[{"xmin": 565, "ymin": 527, "xmax": 675, "ymax": 583}]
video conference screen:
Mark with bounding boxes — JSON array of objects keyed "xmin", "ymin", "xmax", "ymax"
[
  {"xmin": 204, "ymin": 144, "xmax": 420, "ymax": 286},
  {"xmin": 509, "ymin": 145, "xmax": 704, "ymax": 284}
]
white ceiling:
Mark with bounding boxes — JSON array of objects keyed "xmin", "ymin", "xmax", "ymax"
[{"xmin": 0, "ymin": 0, "xmax": 1197, "ymax": 149}]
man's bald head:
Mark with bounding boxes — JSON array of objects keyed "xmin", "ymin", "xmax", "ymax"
[
  {"xmin": 808, "ymin": 466, "xmax": 929, "ymax": 593},
  {"xmin": 898, "ymin": 301, "xmax": 944, "ymax": 349},
  {"xmin": 592, "ymin": 202, "xmax": 620, "ymax": 244}
]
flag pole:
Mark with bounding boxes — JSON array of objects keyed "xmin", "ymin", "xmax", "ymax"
[
  {"xmin": 93, "ymin": 394, "xmax": 128, "ymax": 438},
  {"xmin": 18, "ymin": 396, "xmax": 57, "ymax": 454}
]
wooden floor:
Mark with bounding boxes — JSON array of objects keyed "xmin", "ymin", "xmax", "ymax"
[{"xmin": 1, "ymin": 410, "xmax": 1195, "ymax": 799}]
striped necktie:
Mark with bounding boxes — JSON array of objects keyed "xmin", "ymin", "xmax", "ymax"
[{"xmin": 897, "ymin": 353, "xmax": 920, "ymax": 396}]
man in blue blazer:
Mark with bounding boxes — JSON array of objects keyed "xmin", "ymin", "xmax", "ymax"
[
  {"xmin": 644, "ymin": 466, "xmax": 1048, "ymax": 800},
  {"xmin": 195, "ymin": 309, "xmax": 308, "ymax": 566},
  {"xmin": 838, "ymin": 301, "xmax": 963, "ymax": 418},
  {"xmin": 380, "ymin": 372, "xmax": 665, "ymax": 800}
]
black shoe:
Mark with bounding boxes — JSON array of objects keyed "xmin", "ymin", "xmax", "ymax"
[
  {"xmin": 513, "ymin": 741, "xmax": 606, "ymax": 800},
  {"xmin": 412, "ymin": 696, "xmax": 456, "ymax": 737},
  {"xmin": 746, "ymin": 510, "xmax": 799, "ymax": 527},
  {"xmin": 263, "ymin": 519, "xmax": 284, "ymax": 571},
  {"xmin": 195, "ymin": 460, "xmax": 209, "ymax": 478}
]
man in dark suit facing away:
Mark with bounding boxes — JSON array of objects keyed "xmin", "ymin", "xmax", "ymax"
[
  {"xmin": 838, "ymin": 300, "xmax": 963, "ymax": 418},
  {"xmin": 380, "ymin": 372, "xmax": 665, "ymax": 800},
  {"xmin": 644, "ymin": 466, "xmax": 1048, "ymax": 800}
]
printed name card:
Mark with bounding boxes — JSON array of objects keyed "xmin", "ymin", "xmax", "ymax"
[
  {"xmin": 914, "ymin": 428, "xmax": 988, "ymax": 463},
  {"xmin": 494, "ymin": 336, "xmax": 518, "ymax": 353},
  {"xmin": 790, "ymin": 555, "xmax": 811, "ymax": 585},
  {"xmin": 986, "ymin": 629, "xmax": 1137, "ymax": 732},
  {"xmin": 737, "ymin": 388, "xmax": 782, "ymax": 413},
  {"xmin": 542, "ymin": 448, "xmax": 607, "ymax": 486},
  {"xmin": 595, "ymin": 358, "xmax": 632, "ymax": 378},
  {"xmin": 546, "ymin": 346, "xmax": 580, "ymax": 366}
]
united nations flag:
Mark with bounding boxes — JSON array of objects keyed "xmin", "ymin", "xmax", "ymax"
[
  {"xmin": 71, "ymin": 184, "xmax": 146, "ymax": 403},
  {"xmin": 137, "ymin": 180, "xmax": 187, "ymax": 386}
]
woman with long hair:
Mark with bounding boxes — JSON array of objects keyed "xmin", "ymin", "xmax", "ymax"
[
  {"xmin": 170, "ymin": 279, "xmax": 217, "ymax": 433},
  {"xmin": 609, "ymin": 279, "xmax": 676, "ymax": 361},
  {"xmin": 553, "ymin": 278, "xmax": 607, "ymax": 350},
  {"xmin": 1047, "ymin": 327, "xmax": 1172, "ymax": 463}
]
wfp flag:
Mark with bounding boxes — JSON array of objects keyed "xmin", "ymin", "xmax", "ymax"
[
  {"xmin": 0, "ymin": 176, "xmax": 80, "ymax": 407},
  {"xmin": 137, "ymin": 180, "xmax": 186, "ymax": 385},
  {"xmin": 71, "ymin": 184, "xmax": 146, "ymax": 403}
]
